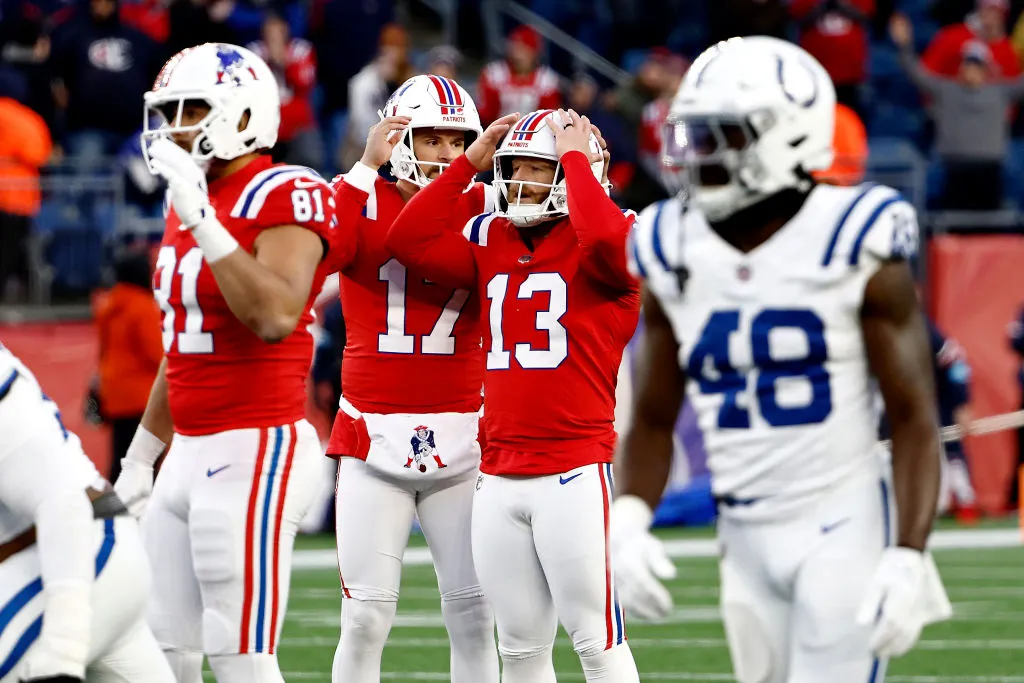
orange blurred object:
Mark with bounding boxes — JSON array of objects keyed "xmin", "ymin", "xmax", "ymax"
[{"xmin": 814, "ymin": 103, "xmax": 867, "ymax": 187}]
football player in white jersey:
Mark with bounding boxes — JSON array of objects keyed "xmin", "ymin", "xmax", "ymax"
[
  {"xmin": 611, "ymin": 37, "xmax": 953, "ymax": 683},
  {"xmin": 0, "ymin": 344, "xmax": 174, "ymax": 683}
]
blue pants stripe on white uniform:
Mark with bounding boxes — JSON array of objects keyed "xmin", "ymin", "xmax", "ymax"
[
  {"xmin": 255, "ymin": 426, "xmax": 284, "ymax": 653},
  {"xmin": 0, "ymin": 518, "xmax": 116, "ymax": 677},
  {"xmin": 603, "ymin": 463, "xmax": 625, "ymax": 647}
]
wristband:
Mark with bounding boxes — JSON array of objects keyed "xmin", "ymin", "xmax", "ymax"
[
  {"xmin": 345, "ymin": 162, "xmax": 380, "ymax": 194},
  {"xmin": 125, "ymin": 425, "xmax": 167, "ymax": 468},
  {"xmin": 192, "ymin": 214, "xmax": 240, "ymax": 264}
]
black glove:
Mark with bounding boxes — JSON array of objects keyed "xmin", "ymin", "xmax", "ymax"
[{"xmin": 21, "ymin": 677, "xmax": 84, "ymax": 683}]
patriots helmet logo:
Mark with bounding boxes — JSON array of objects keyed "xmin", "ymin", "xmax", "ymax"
[{"xmin": 215, "ymin": 45, "xmax": 257, "ymax": 85}]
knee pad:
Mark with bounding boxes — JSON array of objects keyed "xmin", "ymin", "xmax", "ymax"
[
  {"xmin": 723, "ymin": 602, "xmax": 775, "ymax": 683},
  {"xmin": 207, "ymin": 652, "xmax": 283, "ymax": 683},
  {"xmin": 161, "ymin": 647, "xmax": 204, "ymax": 683},
  {"xmin": 498, "ymin": 642, "xmax": 556, "ymax": 683},
  {"xmin": 441, "ymin": 587, "xmax": 493, "ymax": 642},
  {"xmin": 579, "ymin": 642, "xmax": 640, "ymax": 683},
  {"xmin": 340, "ymin": 598, "xmax": 398, "ymax": 652}
]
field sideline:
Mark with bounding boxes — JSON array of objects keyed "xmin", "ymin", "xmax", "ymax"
[{"xmin": 204, "ymin": 523, "xmax": 1024, "ymax": 682}]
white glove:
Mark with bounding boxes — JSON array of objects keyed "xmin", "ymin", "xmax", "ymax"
[
  {"xmin": 855, "ymin": 546, "xmax": 952, "ymax": 658},
  {"xmin": 610, "ymin": 495, "xmax": 677, "ymax": 622},
  {"xmin": 113, "ymin": 426, "xmax": 166, "ymax": 520},
  {"xmin": 114, "ymin": 460, "xmax": 154, "ymax": 519},
  {"xmin": 147, "ymin": 138, "xmax": 212, "ymax": 229}
]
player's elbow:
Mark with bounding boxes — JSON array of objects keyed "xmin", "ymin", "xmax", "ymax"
[{"xmin": 248, "ymin": 310, "xmax": 302, "ymax": 344}]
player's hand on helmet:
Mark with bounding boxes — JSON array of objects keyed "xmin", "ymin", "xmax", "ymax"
[
  {"xmin": 589, "ymin": 122, "xmax": 612, "ymax": 185},
  {"xmin": 465, "ymin": 112, "xmax": 520, "ymax": 171},
  {"xmin": 546, "ymin": 109, "xmax": 601, "ymax": 164},
  {"xmin": 114, "ymin": 459, "xmax": 155, "ymax": 519},
  {"xmin": 147, "ymin": 137, "xmax": 212, "ymax": 230},
  {"xmin": 361, "ymin": 115, "xmax": 411, "ymax": 170},
  {"xmin": 856, "ymin": 547, "xmax": 930, "ymax": 658},
  {"xmin": 610, "ymin": 495, "xmax": 677, "ymax": 622}
]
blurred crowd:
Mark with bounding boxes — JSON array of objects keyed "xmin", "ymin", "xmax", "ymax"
[{"xmin": 6, "ymin": 0, "xmax": 1024, "ymax": 302}]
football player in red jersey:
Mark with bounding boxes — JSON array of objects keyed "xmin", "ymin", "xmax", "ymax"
[
  {"xmin": 385, "ymin": 108, "xmax": 642, "ymax": 683},
  {"xmin": 324, "ymin": 75, "xmax": 506, "ymax": 683},
  {"xmin": 111, "ymin": 43, "xmax": 337, "ymax": 683}
]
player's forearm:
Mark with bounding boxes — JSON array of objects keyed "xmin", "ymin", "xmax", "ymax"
[
  {"xmin": 208, "ymin": 249, "xmax": 308, "ymax": 343},
  {"xmin": 139, "ymin": 356, "xmax": 174, "ymax": 444},
  {"xmin": 562, "ymin": 150, "xmax": 634, "ymax": 286},
  {"xmin": 890, "ymin": 408, "xmax": 941, "ymax": 551},
  {"xmin": 385, "ymin": 155, "xmax": 478, "ymax": 289},
  {"xmin": 618, "ymin": 421, "xmax": 675, "ymax": 511}
]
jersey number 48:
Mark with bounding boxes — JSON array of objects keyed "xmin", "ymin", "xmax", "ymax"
[{"xmin": 689, "ymin": 308, "xmax": 833, "ymax": 428}]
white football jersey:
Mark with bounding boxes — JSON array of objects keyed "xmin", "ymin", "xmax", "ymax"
[
  {"xmin": 628, "ymin": 183, "xmax": 918, "ymax": 520},
  {"xmin": 0, "ymin": 343, "xmax": 103, "ymax": 543}
]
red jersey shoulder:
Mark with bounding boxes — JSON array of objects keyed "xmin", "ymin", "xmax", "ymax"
[
  {"xmin": 227, "ymin": 163, "xmax": 337, "ymax": 239},
  {"xmin": 461, "ymin": 212, "xmax": 504, "ymax": 247}
]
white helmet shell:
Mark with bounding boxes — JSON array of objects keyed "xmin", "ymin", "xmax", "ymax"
[
  {"xmin": 493, "ymin": 109, "xmax": 606, "ymax": 227},
  {"xmin": 382, "ymin": 74, "xmax": 482, "ymax": 187},
  {"xmin": 141, "ymin": 43, "xmax": 280, "ymax": 170},
  {"xmin": 664, "ymin": 36, "xmax": 835, "ymax": 221}
]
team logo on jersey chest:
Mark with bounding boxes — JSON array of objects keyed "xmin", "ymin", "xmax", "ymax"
[
  {"xmin": 405, "ymin": 425, "xmax": 448, "ymax": 473},
  {"xmin": 736, "ymin": 265, "xmax": 751, "ymax": 281}
]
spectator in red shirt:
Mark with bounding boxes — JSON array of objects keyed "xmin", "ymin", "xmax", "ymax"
[
  {"xmin": 791, "ymin": 0, "xmax": 876, "ymax": 117},
  {"xmin": 476, "ymin": 25, "xmax": 561, "ymax": 126},
  {"xmin": 249, "ymin": 13, "xmax": 323, "ymax": 170},
  {"xmin": 923, "ymin": 0, "xmax": 1020, "ymax": 77}
]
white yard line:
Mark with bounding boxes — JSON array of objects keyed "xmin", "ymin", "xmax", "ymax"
[{"xmin": 293, "ymin": 528, "xmax": 1022, "ymax": 571}]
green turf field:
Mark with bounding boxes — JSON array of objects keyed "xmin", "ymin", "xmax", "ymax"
[{"xmin": 247, "ymin": 525, "xmax": 1024, "ymax": 682}]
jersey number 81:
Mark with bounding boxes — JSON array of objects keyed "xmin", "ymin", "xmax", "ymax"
[{"xmin": 688, "ymin": 308, "xmax": 833, "ymax": 429}]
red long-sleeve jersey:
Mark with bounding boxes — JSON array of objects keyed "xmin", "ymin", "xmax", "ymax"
[
  {"xmin": 158, "ymin": 156, "xmax": 336, "ymax": 435},
  {"xmin": 385, "ymin": 152, "xmax": 640, "ymax": 476},
  {"xmin": 324, "ymin": 165, "xmax": 491, "ymax": 416}
]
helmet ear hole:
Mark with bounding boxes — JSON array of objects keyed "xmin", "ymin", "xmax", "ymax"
[{"xmin": 238, "ymin": 108, "xmax": 251, "ymax": 133}]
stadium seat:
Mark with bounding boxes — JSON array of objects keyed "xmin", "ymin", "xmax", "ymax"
[
  {"xmin": 866, "ymin": 102, "xmax": 925, "ymax": 141},
  {"xmin": 1001, "ymin": 139, "xmax": 1024, "ymax": 208}
]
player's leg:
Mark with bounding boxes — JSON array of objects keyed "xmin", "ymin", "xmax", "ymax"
[
  {"xmin": 787, "ymin": 473, "xmax": 892, "ymax": 683},
  {"xmin": 717, "ymin": 518, "xmax": 792, "ymax": 683},
  {"xmin": 532, "ymin": 464, "xmax": 638, "ymax": 682},
  {"xmin": 184, "ymin": 422, "xmax": 320, "ymax": 682},
  {"xmin": 417, "ymin": 471, "xmax": 498, "ymax": 683},
  {"xmin": 88, "ymin": 618, "xmax": 176, "ymax": 683},
  {"xmin": 143, "ymin": 440, "xmax": 205, "ymax": 682},
  {"xmin": 471, "ymin": 473, "xmax": 558, "ymax": 683},
  {"xmin": 332, "ymin": 455, "xmax": 417, "ymax": 683},
  {"xmin": 86, "ymin": 516, "xmax": 176, "ymax": 682}
]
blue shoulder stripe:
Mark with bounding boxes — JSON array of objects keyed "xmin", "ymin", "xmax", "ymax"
[
  {"xmin": 848, "ymin": 196, "xmax": 903, "ymax": 266},
  {"xmin": 468, "ymin": 213, "xmax": 490, "ymax": 244},
  {"xmin": 821, "ymin": 184, "xmax": 876, "ymax": 267},
  {"xmin": 628, "ymin": 226, "xmax": 648, "ymax": 279},
  {"xmin": 650, "ymin": 200, "xmax": 671, "ymax": 272},
  {"xmin": 237, "ymin": 168, "xmax": 294, "ymax": 219}
]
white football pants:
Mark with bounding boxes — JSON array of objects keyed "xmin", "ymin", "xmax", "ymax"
[
  {"xmin": 471, "ymin": 463, "xmax": 639, "ymax": 682},
  {"xmin": 0, "ymin": 516, "xmax": 174, "ymax": 682},
  {"xmin": 143, "ymin": 420, "xmax": 321, "ymax": 681},
  {"xmin": 716, "ymin": 467, "xmax": 894, "ymax": 683}
]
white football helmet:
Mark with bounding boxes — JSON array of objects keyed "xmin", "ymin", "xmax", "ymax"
[
  {"xmin": 663, "ymin": 36, "xmax": 835, "ymax": 221},
  {"xmin": 381, "ymin": 74, "xmax": 482, "ymax": 187},
  {"xmin": 493, "ymin": 109, "xmax": 606, "ymax": 227},
  {"xmin": 141, "ymin": 43, "xmax": 280, "ymax": 171}
]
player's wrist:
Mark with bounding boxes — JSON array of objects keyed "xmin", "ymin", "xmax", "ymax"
[
  {"xmin": 611, "ymin": 494, "xmax": 655, "ymax": 532},
  {"xmin": 124, "ymin": 425, "xmax": 166, "ymax": 468},
  {"xmin": 192, "ymin": 214, "xmax": 240, "ymax": 264},
  {"xmin": 346, "ymin": 161, "xmax": 380, "ymax": 194}
]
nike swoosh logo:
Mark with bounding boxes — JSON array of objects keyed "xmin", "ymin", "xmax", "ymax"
[
  {"xmin": 821, "ymin": 517, "xmax": 851, "ymax": 534},
  {"xmin": 407, "ymin": 104, "xmax": 421, "ymax": 109},
  {"xmin": 294, "ymin": 179, "xmax": 322, "ymax": 189},
  {"xmin": 207, "ymin": 465, "xmax": 231, "ymax": 478},
  {"xmin": 559, "ymin": 473, "xmax": 583, "ymax": 485}
]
